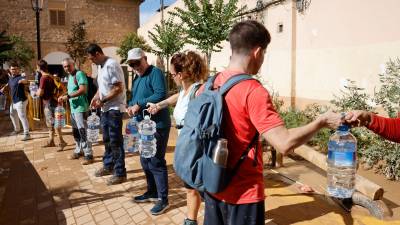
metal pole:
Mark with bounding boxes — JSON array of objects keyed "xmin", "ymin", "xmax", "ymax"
[
  {"xmin": 35, "ymin": 2, "xmax": 41, "ymax": 60},
  {"xmin": 160, "ymin": 0, "xmax": 164, "ymax": 24}
]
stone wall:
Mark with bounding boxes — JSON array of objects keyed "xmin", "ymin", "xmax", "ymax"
[{"xmin": 0, "ymin": 0, "xmax": 141, "ymax": 66}]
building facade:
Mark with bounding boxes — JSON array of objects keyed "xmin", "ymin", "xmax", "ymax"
[
  {"xmin": 0, "ymin": 0, "xmax": 142, "ymax": 75},
  {"xmin": 138, "ymin": 0, "xmax": 400, "ymax": 108}
]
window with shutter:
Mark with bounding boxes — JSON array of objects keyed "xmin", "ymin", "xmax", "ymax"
[
  {"xmin": 49, "ymin": 9, "xmax": 66, "ymax": 26},
  {"xmin": 58, "ymin": 11, "xmax": 65, "ymax": 25},
  {"xmin": 50, "ymin": 10, "xmax": 58, "ymax": 25}
]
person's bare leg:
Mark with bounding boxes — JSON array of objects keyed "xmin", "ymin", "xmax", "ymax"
[
  {"xmin": 56, "ymin": 127, "xmax": 67, "ymax": 151},
  {"xmin": 186, "ymin": 189, "xmax": 201, "ymax": 221}
]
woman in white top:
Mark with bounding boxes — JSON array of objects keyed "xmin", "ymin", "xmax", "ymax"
[{"xmin": 148, "ymin": 51, "xmax": 207, "ymax": 225}]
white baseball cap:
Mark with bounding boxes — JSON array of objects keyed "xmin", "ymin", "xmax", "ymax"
[{"xmin": 127, "ymin": 48, "xmax": 145, "ymax": 61}]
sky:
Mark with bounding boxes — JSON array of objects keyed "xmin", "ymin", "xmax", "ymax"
[{"xmin": 140, "ymin": 0, "xmax": 177, "ymax": 25}]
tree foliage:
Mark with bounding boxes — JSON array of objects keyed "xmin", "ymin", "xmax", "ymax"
[
  {"xmin": 149, "ymin": 17, "xmax": 186, "ymax": 62},
  {"xmin": 374, "ymin": 58, "xmax": 400, "ymax": 118},
  {"xmin": 65, "ymin": 20, "xmax": 89, "ymax": 69},
  {"xmin": 170, "ymin": 0, "xmax": 245, "ymax": 65},
  {"xmin": 330, "ymin": 79, "xmax": 373, "ymax": 112},
  {"xmin": 0, "ymin": 34, "xmax": 34, "ymax": 69},
  {"xmin": 117, "ymin": 32, "xmax": 152, "ymax": 63}
]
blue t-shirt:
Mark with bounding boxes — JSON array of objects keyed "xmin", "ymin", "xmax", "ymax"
[
  {"xmin": 8, "ymin": 75, "xmax": 27, "ymax": 103},
  {"xmin": 129, "ymin": 65, "xmax": 171, "ymax": 129}
]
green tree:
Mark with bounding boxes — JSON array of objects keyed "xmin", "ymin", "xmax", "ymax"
[
  {"xmin": 330, "ymin": 79, "xmax": 373, "ymax": 112},
  {"xmin": 374, "ymin": 58, "xmax": 400, "ymax": 118},
  {"xmin": 149, "ymin": 17, "xmax": 187, "ymax": 73},
  {"xmin": 170, "ymin": 0, "xmax": 245, "ymax": 66},
  {"xmin": 0, "ymin": 31, "xmax": 14, "ymax": 68},
  {"xmin": 117, "ymin": 32, "xmax": 152, "ymax": 63},
  {"xmin": 65, "ymin": 20, "xmax": 89, "ymax": 69},
  {"xmin": 0, "ymin": 35, "xmax": 34, "ymax": 69}
]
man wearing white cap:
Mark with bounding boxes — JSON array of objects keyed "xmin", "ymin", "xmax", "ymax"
[{"xmin": 127, "ymin": 48, "xmax": 171, "ymax": 215}]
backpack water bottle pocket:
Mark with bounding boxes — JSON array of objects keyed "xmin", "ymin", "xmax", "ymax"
[{"xmin": 203, "ymin": 156, "xmax": 228, "ymax": 194}]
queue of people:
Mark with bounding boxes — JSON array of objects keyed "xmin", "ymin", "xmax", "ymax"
[{"xmin": 0, "ymin": 20, "xmax": 398, "ymax": 225}]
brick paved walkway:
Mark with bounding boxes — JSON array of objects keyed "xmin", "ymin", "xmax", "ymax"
[
  {"xmin": 1, "ymin": 113, "xmax": 394, "ymax": 225},
  {"xmin": 0, "ymin": 113, "xmax": 204, "ymax": 225}
]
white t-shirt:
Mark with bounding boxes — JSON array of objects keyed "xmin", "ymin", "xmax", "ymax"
[
  {"xmin": 97, "ymin": 57, "xmax": 126, "ymax": 112},
  {"xmin": 173, "ymin": 83, "xmax": 199, "ymax": 135}
]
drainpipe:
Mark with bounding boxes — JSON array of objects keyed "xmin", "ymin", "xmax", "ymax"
[{"xmin": 290, "ymin": 0, "xmax": 297, "ymax": 108}]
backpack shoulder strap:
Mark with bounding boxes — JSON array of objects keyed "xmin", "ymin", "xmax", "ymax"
[
  {"xmin": 204, "ymin": 74, "xmax": 218, "ymax": 91},
  {"xmin": 219, "ymin": 74, "xmax": 254, "ymax": 96},
  {"xmin": 189, "ymin": 83, "xmax": 201, "ymax": 100}
]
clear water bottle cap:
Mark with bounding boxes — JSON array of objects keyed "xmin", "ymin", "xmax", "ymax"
[
  {"xmin": 144, "ymin": 115, "xmax": 150, "ymax": 120},
  {"xmin": 338, "ymin": 124, "xmax": 350, "ymax": 131}
]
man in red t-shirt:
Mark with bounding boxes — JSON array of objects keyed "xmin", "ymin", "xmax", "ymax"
[
  {"xmin": 35, "ymin": 59, "xmax": 67, "ymax": 151},
  {"xmin": 202, "ymin": 20, "xmax": 343, "ymax": 225}
]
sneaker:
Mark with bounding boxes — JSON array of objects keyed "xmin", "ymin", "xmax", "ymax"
[
  {"xmin": 42, "ymin": 141, "xmax": 56, "ymax": 148},
  {"xmin": 81, "ymin": 156, "xmax": 94, "ymax": 165},
  {"xmin": 68, "ymin": 153, "xmax": 81, "ymax": 160},
  {"xmin": 10, "ymin": 131, "xmax": 21, "ymax": 135},
  {"xmin": 94, "ymin": 167, "xmax": 113, "ymax": 177},
  {"xmin": 183, "ymin": 218, "xmax": 198, "ymax": 225},
  {"xmin": 150, "ymin": 200, "xmax": 169, "ymax": 215},
  {"xmin": 133, "ymin": 193, "xmax": 158, "ymax": 203},
  {"xmin": 57, "ymin": 141, "xmax": 67, "ymax": 152},
  {"xmin": 106, "ymin": 175, "xmax": 127, "ymax": 185},
  {"xmin": 21, "ymin": 134, "xmax": 31, "ymax": 141}
]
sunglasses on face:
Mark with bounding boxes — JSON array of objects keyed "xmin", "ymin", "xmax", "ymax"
[{"xmin": 128, "ymin": 60, "xmax": 141, "ymax": 68}]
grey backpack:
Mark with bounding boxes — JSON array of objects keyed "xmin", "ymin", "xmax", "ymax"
[{"xmin": 173, "ymin": 74, "xmax": 259, "ymax": 193}]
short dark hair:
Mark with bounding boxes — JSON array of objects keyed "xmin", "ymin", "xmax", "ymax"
[
  {"xmin": 37, "ymin": 59, "xmax": 48, "ymax": 72},
  {"xmin": 86, "ymin": 43, "xmax": 103, "ymax": 55},
  {"xmin": 9, "ymin": 61, "xmax": 19, "ymax": 68},
  {"xmin": 229, "ymin": 20, "xmax": 271, "ymax": 55}
]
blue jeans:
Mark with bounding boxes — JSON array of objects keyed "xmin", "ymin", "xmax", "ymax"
[
  {"xmin": 101, "ymin": 110, "xmax": 126, "ymax": 177},
  {"xmin": 140, "ymin": 127, "xmax": 170, "ymax": 201}
]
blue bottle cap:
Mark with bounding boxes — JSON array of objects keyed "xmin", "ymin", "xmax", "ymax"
[{"xmin": 338, "ymin": 124, "xmax": 350, "ymax": 131}]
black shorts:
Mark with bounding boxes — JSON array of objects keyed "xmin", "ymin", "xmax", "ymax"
[{"xmin": 204, "ymin": 192, "xmax": 265, "ymax": 225}]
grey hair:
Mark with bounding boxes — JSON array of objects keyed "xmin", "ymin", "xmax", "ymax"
[{"xmin": 62, "ymin": 57, "xmax": 75, "ymax": 64}]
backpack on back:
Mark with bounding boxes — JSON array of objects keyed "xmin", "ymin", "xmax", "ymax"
[
  {"xmin": 72, "ymin": 71, "xmax": 96, "ymax": 103},
  {"xmin": 51, "ymin": 76, "xmax": 67, "ymax": 100},
  {"xmin": 174, "ymin": 74, "xmax": 258, "ymax": 194}
]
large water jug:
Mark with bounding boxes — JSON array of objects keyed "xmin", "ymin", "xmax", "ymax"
[
  {"xmin": 327, "ymin": 124, "xmax": 357, "ymax": 199},
  {"xmin": 87, "ymin": 111, "xmax": 100, "ymax": 143},
  {"xmin": 0, "ymin": 92, "xmax": 6, "ymax": 111},
  {"xmin": 54, "ymin": 105, "xmax": 66, "ymax": 128},
  {"xmin": 138, "ymin": 113, "xmax": 157, "ymax": 158},
  {"xmin": 29, "ymin": 82, "xmax": 38, "ymax": 98},
  {"xmin": 124, "ymin": 116, "xmax": 139, "ymax": 153}
]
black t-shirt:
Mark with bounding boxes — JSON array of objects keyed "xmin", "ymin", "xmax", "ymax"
[{"xmin": 8, "ymin": 74, "xmax": 27, "ymax": 103}]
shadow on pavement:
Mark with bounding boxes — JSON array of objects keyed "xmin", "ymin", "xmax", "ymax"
[{"xmin": 0, "ymin": 150, "xmax": 66, "ymax": 225}]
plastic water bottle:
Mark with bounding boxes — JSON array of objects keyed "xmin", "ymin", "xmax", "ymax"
[
  {"xmin": 0, "ymin": 92, "xmax": 6, "ymax": 111},
  {"xmin": 138, "ymin": 114, "xmax": 157, "ymax": 158},
  {"xmin": 87, "ymin": 111, "xmax": 100, "ymax": 143},
  {"xmin": 54, "ymin": 105, "xmax": 66, "ymax": 128},
  {"xmin": 327, "ymin": 124, "xmax": 357, "ymax": 199},
  {"xmin": 29, "ymin": 82, "xmax": 38, "ymax": 98},
  {"xmin": 124, "ymin": 117, "xmax": 139, "ymax": 153}
]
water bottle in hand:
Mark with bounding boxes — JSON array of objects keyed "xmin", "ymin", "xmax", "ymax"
[
  {"xmin": 125, "ymin": 116, "xmax": 139, "ymax": 153},
  {"xmin": 87, "ymin": 111, "xmax": 100, "ymax": 143},
  {"xmin": 29, "ymin": 82, "xmax": 38, "ymax": 98},
  {"xmin": 0, "ymin": 93, "xmax": 6, "ymax": 111},
  {"xmin": 54, "ymin": 105, "xmax": 66, "ymax": 128},
  {"xmin": 327, "ymin": 124, "xmax": 357, "ymax": 199},
  {"xmin": 138, "ymin": 114, "xmax": 157, "ymax": 158}
]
